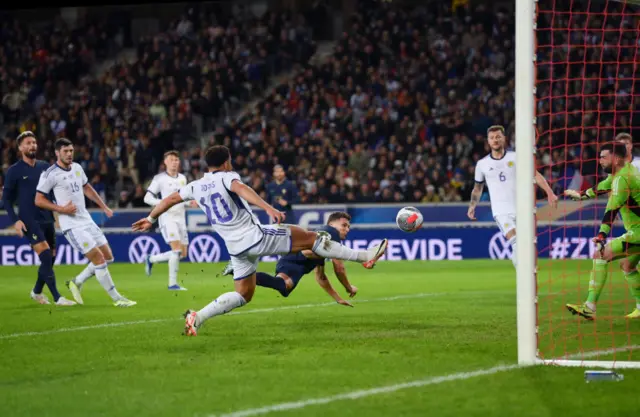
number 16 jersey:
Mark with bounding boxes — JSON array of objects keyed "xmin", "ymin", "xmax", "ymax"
[
  {"xmin": 179, "ymin": 171, "xmax": 264, "ymax": 256},
  {"xmin": 474, "ymin": 151, "xmax": 517, "ymax": 217}
]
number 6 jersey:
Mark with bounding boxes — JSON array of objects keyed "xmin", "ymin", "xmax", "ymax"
[
  {"xmin": 179, "ymin": 171, "xmax": 264, "ymax": 256},
  {"xmin": 474, "ymin": 151, "xmax": 517, "ymax": 217}
]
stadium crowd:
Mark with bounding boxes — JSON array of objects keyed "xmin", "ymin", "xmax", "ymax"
[{"xmin": 3, "ymin": 0, "xmax": 639, "ymax": 207}]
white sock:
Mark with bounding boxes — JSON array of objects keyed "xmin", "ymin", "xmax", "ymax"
[
  {"xmin": 168, "ymin": 250, "xmax": 181, "ymax": 287},
  {"xmin": 150, "ymin": 251, "xmax": 173, "ymax": 263},
  {"xmin": 312, "ymin": 235, "xmax": 370, "ymax": 262},
  {"xmin": 508, "ymin": 236, "xmax": 517, "ymax": 268},
  {"xmin": 197, "ymin": 291, "xmax": 246, "ymax": 325},
  {"xmin": 75, "ymin": 263, "xmax": 96, "ymax": 286},
  {"xmin": 586, "ymin": 301, "xmax": 597, "ymax": 311},
  {"xmin": 94, "ymin": 264, "xmax": 122, "ymax": 301}
]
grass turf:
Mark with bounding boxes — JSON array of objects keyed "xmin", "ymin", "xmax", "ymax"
[{"xmin": 0, "ymin": 259, "xmax": 638, "ymax": 417}]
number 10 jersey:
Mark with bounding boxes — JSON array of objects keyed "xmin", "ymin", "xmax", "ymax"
[
  {"xmin": 179, "ymin": 171, "xmax": 264, "ymax": 256},
  {"xmin": 474, "ymin": 151, "xmax": 517, "ymax": 217}
]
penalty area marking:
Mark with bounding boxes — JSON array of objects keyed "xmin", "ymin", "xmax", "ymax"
[
  {"xmin": 0, "ymin": 291, "xmax": 502, "ymax": 340},
  {"xmin": 208, "ymin": 364, "xmax": 521, "ymax": 417}
]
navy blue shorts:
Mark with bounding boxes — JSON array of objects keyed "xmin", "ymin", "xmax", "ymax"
[
  {"xmin": 275, "ymin": 262, "xmax": 305, "ymax": 283},
  {"xmin": 23, "ymin": 222, "xmax": 56, "ymax": 250}
]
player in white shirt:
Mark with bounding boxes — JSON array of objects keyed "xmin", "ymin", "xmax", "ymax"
[
  {"xmin": 132, "ymin": 145, "xmax": 388, "ymax": 336},
  {"xmin": 143, "ymin": 150, "xmax": 193, "ymax": 291},
  {"xmin": 615, "ymin": 133, "xmax": 640, "ymax": 170},
  {"xmin": 35, "ymin": 138, "xmax": 136, "ymax": 307},
  {"xmin": 467, "ymin": 125, "xmax": 558, "ymax": 268}
]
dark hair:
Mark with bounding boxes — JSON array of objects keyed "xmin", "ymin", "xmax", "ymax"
[
  {"xmin": 54, "ymin": 138, "xmax": 73, "ymax": 151},
  {"xmin": 164, "ymin": 150, "xmax": 180, "ymax": 159},
  {"xmin": 615, "ymin": 133, "xmax": 633, "ymax": 142},
  {"xmin": 327, "ymin": 211, "xmax": 351, "ymax": 224},
  {"xmin": 601, "ymin": 141, "xmax": 628, "ymax": 159},
  {"xmin": 16, "ymin": 131, "xmax": 36, "ymax": 146},
  {"xmin": 487, "ymin": 125, "xmax": 505, "ymax": 135},
  {"xmin": 205, "ymin": 145, "xmax": 231, "ymax": 168}
]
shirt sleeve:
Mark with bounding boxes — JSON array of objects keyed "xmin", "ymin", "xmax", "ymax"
[
  {"xmin": 80, "ymin": 165, "xmax": 89, "ymax": 185},
  {"xmin": 2, "ymin": 168, "xmax": 19, "ymax": 223},
  {"xmin": 179, "ymin": 182, "xmax": 195, "ymax": 202},
  {"xmin": 599, "ymin": 175, "xmax": 629, "ymax": 235},
  {"xmin": 474, "ymin": 162, "xmax": 485, "ymax": 183},
  {"xmin": 36, "ymin": 170, "xmax": 55, "ymax": 195},
  {"xmin": 222, "ymin": 172, "xmax": 242, "ymax": 190},
  {"xmin": 147, "ymin": 176, "xmax": 160, "ymax": 197}
]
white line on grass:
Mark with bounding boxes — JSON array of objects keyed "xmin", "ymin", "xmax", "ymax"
[
  {"xmin": 562, "ymin": 344, "xmax": 640, "ymax": 360},
  {"xmin": 1, "ymin": 291, "xmax": 482, "ymax": 340},
  {"xmin": 209, "ymin": 364, "xmax": 521, "ymax": 417}
]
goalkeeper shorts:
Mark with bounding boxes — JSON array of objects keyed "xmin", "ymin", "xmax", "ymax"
[{"xmin": 610, "ymin": 230, "xmax": 640, "ymax": 257}]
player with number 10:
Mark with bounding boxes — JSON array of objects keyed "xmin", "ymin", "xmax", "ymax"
[
  {"xmin": 132, "ymin": 145, "xmax": 388, "ymax": 336},
  {"xmin": 468, "ymin": 125, "xmax": 558, "ymax": 268}
]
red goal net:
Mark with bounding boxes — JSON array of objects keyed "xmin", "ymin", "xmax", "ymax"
[{"xmin": 535, "ymin": 0, "xmax": 640, "ymax": 365}]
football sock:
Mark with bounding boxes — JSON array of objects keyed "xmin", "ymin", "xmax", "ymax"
[
  {"xmin": 312, "ymin": 236, "xmax": 370, "ymax": 262},
  {"xmin": 94, "ymin": 264, "xmax": 122, "ymax": 301},
  {"xmin": 508, "ymin": 236, "xmax": 517, "ymax": 268},
  {"xmin": 168, "ymin": 250, "xmax": 181, "ymax": 287},
  {"xmin": 75, "ymin": 263, "xmax": 96, "ymax": 286},
  {"xmin": 586, "ymin": 259, "xmax": 608, "ymax": 310},
  {"xmin": 197, "ymin": 292, "xmax": 246, "ymax": 325},
  {"xmin": 38, "ymin": 249, "xmax": 61, "ymax": 301},
  {"xmin": 256, "ymin": 272, "xmax": 288, "ymax": 297},
  {"xmin": 150, "ymin": 251, "xmax": 172, "ymax": 263},
  {"xmin": 624, "ymin": 270, "xmax": 640, "ymax": 309}
]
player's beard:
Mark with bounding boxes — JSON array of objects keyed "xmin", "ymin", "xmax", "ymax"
[
  {"xmin": 25, "ymin": 151, "xmax": 36, "ymax": 159},
  {"xmin": 603, "ymin": 165, "xmax": 612, "ymax": 174}
]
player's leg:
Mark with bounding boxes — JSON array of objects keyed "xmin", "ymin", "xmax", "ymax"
[
  {"xmin": 27, "ymin": 222, "xmax": 74, "ymax": 306},
  {"xmin": 145, "ymin": 223, "xmax": 182, "ymax": 281},
  {"xmin": 288, "ymin": 225, "xmax": 387, "ymax": 268},
  {"xmin": 184, "ymin": 255, "xmax": 257, "ymax": 336},
  {"xmin": 495, "ymin": 215, "xmax": 517, "ymax": 268},
  {"xmin": 620, "ymin": 251, "xmax": 640, "ymax": 318},
  {"xmin": 256, "ymin": 270, "xmax": 292, "ymax": 297}
]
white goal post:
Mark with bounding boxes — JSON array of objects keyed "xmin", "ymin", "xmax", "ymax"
[{"xmin": 515, "ymin": 0, "xmax": 640, "ymax": 369}]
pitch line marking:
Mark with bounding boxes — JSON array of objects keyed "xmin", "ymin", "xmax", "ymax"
[{"xmin": 1, "ymin": 291, "xmax": 504, "ymax": 340}]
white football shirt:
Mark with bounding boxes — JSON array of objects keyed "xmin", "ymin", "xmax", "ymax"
[
  {"xmin": 36, "ymin": 163, "xmax": 94, "ymax": 231},
  {"xmin": 147, "ymin": 172, "xmax": 188, "ymax": 227},
  {"xmin": 474, "ymin": 151, "xmax": 517, "ymax": 217},
  {"xmin": 179, "ymin": 171, "xmax": 264, "ymax": 256},
  {"xmin": 632, "ymin": 156, "xmax": 640, "ymax": 172}
]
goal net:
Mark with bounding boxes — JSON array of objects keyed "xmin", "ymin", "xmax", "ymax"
[{"xmin": 518, "ymin": 0, "xmax": 640, "ymax": 368}]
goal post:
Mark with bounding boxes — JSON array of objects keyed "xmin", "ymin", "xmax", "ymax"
[{"xmin": 517, "ymin": 0, "xmax": 640, "ymax": 368}]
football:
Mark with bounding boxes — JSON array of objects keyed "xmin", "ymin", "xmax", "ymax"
[{"xmin": 396, "ymin": 206, "xmax": 424, "ymax": 233}]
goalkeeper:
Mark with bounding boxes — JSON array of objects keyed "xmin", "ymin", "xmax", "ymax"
[{"xmin": 566, "ymin": 142, "xmax": 640, "ymax": 320}]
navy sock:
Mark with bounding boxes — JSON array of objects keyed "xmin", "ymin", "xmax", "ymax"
[
  {"xmin": 38, "ymin": 250, "xmax": 61, "ymax": 302},
  {"xmin": 256, "ymin": 272, "xmax": 288, "ymax": 297}
]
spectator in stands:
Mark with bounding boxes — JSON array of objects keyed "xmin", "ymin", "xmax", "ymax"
[{"xmin": 266, "ymin": 165, "xmax": 299, "ymax": 224}]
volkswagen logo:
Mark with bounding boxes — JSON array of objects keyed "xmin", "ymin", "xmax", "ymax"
[
  {"xmin": 129, "ymin": 236, "xmax": 161, "ymax": 263},
  {"xmin": 488, "ymin": 231, "xmax": 512, "ymax": 260},
  {"xmin": 188, "ymin": 234, "xmax": 221, "ymax": 263}
]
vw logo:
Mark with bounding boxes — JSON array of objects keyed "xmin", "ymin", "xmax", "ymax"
[
  {"xmin": 128, "ymin": 236, "xmax": 161, "ymax": 263},
  {"xmin": 488, "ymin": 232, "xmax": 512, "ymax": 260},
  {"xmin": 189, "ymin": 234, "xmax": 221, "ymax": 263}
]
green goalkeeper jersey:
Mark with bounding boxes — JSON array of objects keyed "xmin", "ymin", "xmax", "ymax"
[{"xmin": 600, "ymin": 163, "xmax": 640, "ymax": 236}]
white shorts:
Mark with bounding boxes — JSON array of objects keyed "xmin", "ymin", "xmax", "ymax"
[
  {"xmin": 64, "ymin": 223, "xmax": 108, "ymax": 255},
  {"xmin": 230, "ymin": 225, "xmax": 292, "ymax": 280},
  {"xmin": 160, "ymin": 221, "xmax": 189, "ymax": 245},
  {"xmin": 494, "ymin": 214, "xmax": 516, "ymax": 237}
]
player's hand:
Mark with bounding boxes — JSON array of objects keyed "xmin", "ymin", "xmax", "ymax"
[
  {"xmin": 347, "ymin": 285, "xmax": 358, "ymax": 298},
  {"xmin": 563, "ymin": 189, "xmax": 582, "ymax": 201},
  {"xmin": 467, "ymin": 206, "xmax": 476, "ymax": 220},
  {"xmin": 132, "ymin": 218, "xmax": 153, "ymax": 232},
  {"xmin": 266, "ymin": 206, "xmax": 286, "ymax": 224},
  {"xmin": 103, "ymin": 207, "xmax": 114, "ymax": 218},
  {"xmin": 278, "ymin": 198, "xmax": 288, "ymax": 206},
  {"xmin": 548, "ymin": 193, "xmax": 559, "ymax": 208},
  {"xmin": 60, "ymin": 202, "xmax": 77, "ymax": 215},
  {"xmin": 337, "ymin": 299, "xmax": 354, "ymax": 307},
  {"xmin": 13, "ymin": 220, "xmax": 26, "ymax": 238},
  {"xmin": 592, "ymin": 233, "xmax": 607, "ymax": 256}
]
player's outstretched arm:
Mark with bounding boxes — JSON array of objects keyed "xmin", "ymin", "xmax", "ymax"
[
  {"xmin": 331, "ymin": 259, "xmax": 357, "ymax": 297},
  {"xmin": 564, "ymin": 175, "xmax": 613, "ymax": 200},
  {"xmin": 534, "ymin": 170, "xmax": 558, "ymax": 207},
  {"xmin": 230, "ymin": 181, "xmax": 285, "ymax": 223},
  {"xmin": 83, "ymin": 183, "xmax": 113, "ymax": 217},
  {"xmin": 467, "ymin": 182, "xmax": 484, "ymax": 220},
  {"xmin": 132, "ymin": 191, "xmax": 183, "ymax": 231},
  {"xmin": 314, "ymin": 265, "xmax": 352, "ymax": 307}
]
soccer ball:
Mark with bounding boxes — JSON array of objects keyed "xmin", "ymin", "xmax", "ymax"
[{"xmin": 396, "ymin": 206, "xmax": 424, "ymax": 233}]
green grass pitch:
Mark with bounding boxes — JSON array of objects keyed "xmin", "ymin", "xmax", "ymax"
[{"xmin": 0, "ymin": 259, "xmax": 638, "ymax": 417}]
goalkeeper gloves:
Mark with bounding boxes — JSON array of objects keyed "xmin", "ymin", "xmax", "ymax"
[
  {"xmin": 593, "ymin": 232, "xmax": 607, "ymax": 255},
  {"xmin": 563, "ymin": 188, "xmax": 596, "ymax": 200}
]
